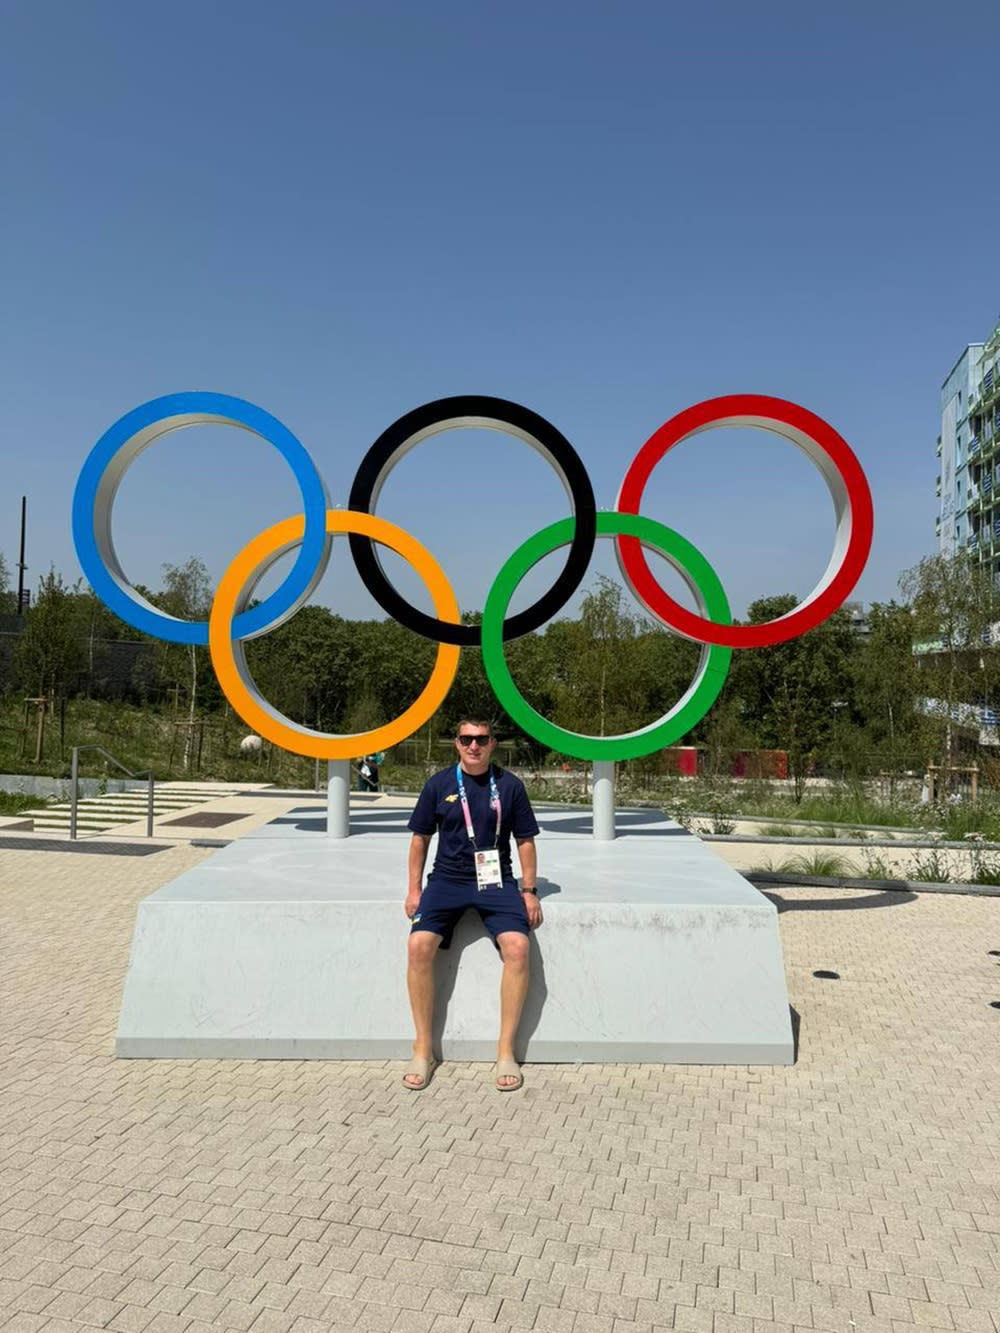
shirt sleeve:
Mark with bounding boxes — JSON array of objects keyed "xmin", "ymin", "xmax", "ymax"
[
  {"xmin": 408, "ymin": 779, "xmax": 439, "ymax": 835},
  {"xmin": 509, "ymin": 777, "xmax": 540, "ymax": 839}
]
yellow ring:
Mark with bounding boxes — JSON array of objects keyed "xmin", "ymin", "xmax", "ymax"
[{"xmin": 209, "ymin": 509, "xmax": 461, "ymax": 759}]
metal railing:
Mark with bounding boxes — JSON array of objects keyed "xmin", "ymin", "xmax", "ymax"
[{"xmin": 69, "ymin": 745, "xmax": 155, "ymax": 840}]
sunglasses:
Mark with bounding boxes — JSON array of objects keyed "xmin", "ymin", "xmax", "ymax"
[{"xmin": 457, "ymin": 734, "xmax": 493, "ymax": 746}]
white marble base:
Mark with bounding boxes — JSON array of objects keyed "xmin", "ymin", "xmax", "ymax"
[{"xmin": 116, "ymin": 804, "xmax": 794, "ymax": 1063}]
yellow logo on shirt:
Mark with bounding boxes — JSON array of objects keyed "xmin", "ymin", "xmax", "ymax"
[{"xmin": 445, "ymin": 794, "xmax": 459, "ymax": 802}]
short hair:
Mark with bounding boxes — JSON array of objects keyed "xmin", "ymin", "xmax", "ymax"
[{"xmin": 455, "ymin": 717, "xmax": 493, "ymax": 736}]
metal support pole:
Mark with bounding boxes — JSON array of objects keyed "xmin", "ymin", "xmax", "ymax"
[
  {"xmin": 69, "ymin": 746, "xmax": 79, "ymax": 840},
  {"xmin": 146, "ymin": 773, "xmax": 155, "ymax": 838},
  {"xmin": 17, "ymin": 495, "xmax": 27, "ymax": 614},
  {"xmin": 592, "ymin": 760, "xmax": 616, "ymax": 841},
  {"xmin": 326, "ymin": 759, "xmax": 351, "ymax": 838}
]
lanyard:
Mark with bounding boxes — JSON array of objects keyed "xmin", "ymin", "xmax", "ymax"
[{"xmin": 455, "ymin": 763, "xmax": 501, "ymax": 850}]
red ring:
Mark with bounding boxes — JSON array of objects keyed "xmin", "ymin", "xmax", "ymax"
[{"xmin": 615, "ymin": 395, "xmax": 873, "ymax": 649}]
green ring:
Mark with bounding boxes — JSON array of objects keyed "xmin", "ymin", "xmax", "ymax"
[{"xmin": 481, "ymin": 512, "xmax": 732, "ymax": 761}]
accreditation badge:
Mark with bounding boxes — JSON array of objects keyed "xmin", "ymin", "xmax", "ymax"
[{"xmin": 474, "ymin": 848, "xmax": 503, "ymax": 892}]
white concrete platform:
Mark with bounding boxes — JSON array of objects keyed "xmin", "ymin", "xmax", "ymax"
[{"xmin": 115, "ymin": 803, "xmax": 794, "ymax": 1063}]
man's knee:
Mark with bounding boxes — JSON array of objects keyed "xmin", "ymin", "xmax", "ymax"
[
  {"xmin": 498, "ymin": 932, "xmax": 530, "ymax": 967},
  {"xmin": 408, "ymin": 931, "xmax": 441, "ymax": 964}
]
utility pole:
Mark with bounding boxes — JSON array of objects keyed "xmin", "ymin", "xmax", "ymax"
[{"xmin": 17, "ymin": 495, "xmax": 29, "ymax": 614}]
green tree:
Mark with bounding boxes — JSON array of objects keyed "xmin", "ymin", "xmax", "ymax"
[
  {"xmin": 153, "ymin": 559, "xmax": 212, "ymax": 770},
  {"xmin": 247, "ymin": 605, "xmax": 354, "ymax": 733},
  {"xmin": 550, "ymin": 576, "xmax": 649, "ymax": 740},
  {"xmin": 0, "ymin": 551, "xmax": 13, "ymax": 614},
  {"xmin": 13, "ymin": 568, "xmax": 87, "ymax": 698},
  {"xmin": 74, "ymin": 587, "xmax": 142, "ymax": 697},
  {"xmin": 900, "ymin": 552, "xmax": 1000, "ymax": 777},
  {"xmin": 730, "ymin": 594, "xmax": 858, "ymax": 801},
  {"xmin": 852, "ymin": 600, "xmax": 927, "ymax": 786}
]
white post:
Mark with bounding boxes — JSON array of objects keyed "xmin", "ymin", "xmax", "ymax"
[
  {"xmin": 327, "ymin": 759, "xmax": 351, "ymax": 838},
  {"xmin": 592, "ymin": 760, "xmax": 616, "ymax": 841}
]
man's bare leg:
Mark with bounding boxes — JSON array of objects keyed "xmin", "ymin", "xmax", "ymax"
[
  {"xmin": 496, "ymin": 932, "xmax": 530, "ymax": 1087},
  {"xmin": 404, "ymin": 931, "xmax": 441, "ymax": 1088}
]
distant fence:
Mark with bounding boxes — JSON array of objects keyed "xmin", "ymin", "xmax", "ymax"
[{"xmin": 0, "ymin": 629, "xmax": 155, "ymax": 700}]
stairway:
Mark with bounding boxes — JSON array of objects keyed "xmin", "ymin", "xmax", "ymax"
[{"xmin": 17, "ymin": 784, "xmax": 250, "ymax": 835}]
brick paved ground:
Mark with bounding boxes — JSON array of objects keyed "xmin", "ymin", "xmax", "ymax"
[{"xmin": 1, "ymin": 836, "xmax": 999, "ymax": 1333}]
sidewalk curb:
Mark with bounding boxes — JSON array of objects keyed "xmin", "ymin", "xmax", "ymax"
[
  {"xmin": 744, "ymin": 871, "xmax": 1000, "ymax": 898},
  {"xmin": 705, "ymin": 834, "xmax": 994, "ymax": 850}
]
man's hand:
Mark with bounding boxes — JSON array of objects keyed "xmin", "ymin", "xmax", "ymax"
[
  {"xmin": 404, "ymin": 888, "xmax": 422, "ymax": 919},
  {"xmin": 521, "ymin": 892, "xmax": 543, "ymax": 929}
]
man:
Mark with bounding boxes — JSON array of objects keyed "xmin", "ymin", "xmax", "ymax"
[
  {"xmin": 403, "ymin": 719, "xmax": 542, "ymax": 1091},
  {"xmin": 357, "ymin": 754, "xmax": 380, "ymax": 792}
]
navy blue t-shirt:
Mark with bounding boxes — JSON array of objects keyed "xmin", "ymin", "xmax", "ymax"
[{"xmin": 408, "ymin": 764, "xmax": 540, "ymax": 881}]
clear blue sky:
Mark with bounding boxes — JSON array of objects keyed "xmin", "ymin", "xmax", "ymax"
[{"xmin": 2, "ymin": 0, "xmax": 999, "ymax": 630}]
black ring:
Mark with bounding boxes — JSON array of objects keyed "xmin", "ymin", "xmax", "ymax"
[{"xmin": 348, "ymin": 395, "xmax": 597, "ymax": 646}]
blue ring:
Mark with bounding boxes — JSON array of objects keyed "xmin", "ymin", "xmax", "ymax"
[{"xmin": 72, "ymin": 392, "xmax": 329, "ymax": 646}]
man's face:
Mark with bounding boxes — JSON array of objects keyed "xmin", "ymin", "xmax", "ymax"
[{"xmin": 454, "ymin": 726, "xmax": 496, "ymax": 772}]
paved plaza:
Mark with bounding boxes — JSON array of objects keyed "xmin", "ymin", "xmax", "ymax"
[{"xmin": 1, "ymin": 792, "xmax": 999, "ymax": 1333}]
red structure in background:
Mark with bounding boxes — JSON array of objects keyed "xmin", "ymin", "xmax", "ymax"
[
  {"xmin": 660, "ymin": 747, "xmax": 788, "ymax": 780},
  {"xmin": 662, "ymin": 746, "xmax": 699, "ymax": 776},
  {"xmin": 730, "ymin": 749, "xmax": 788, "ymax": 779}
]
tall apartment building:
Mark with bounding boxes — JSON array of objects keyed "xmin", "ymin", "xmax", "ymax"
[{"xmin": 938, "ymin": 322, "xmax": 1000, "ymax": 570}]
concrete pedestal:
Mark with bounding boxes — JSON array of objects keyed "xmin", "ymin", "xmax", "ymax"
[{"xmin": 115, "ymin": 803, "xmax": 794, "ymax": 1063}]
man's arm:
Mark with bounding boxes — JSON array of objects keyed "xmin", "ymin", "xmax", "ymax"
[
  {"xmin": 405, "ymin": 834, "xmax": 432, "ymax": 918},
  {"xmin": 516, "ymin": 836, "xmax": 537, "ymax": 890},
  {"xmin": 516, "ymin": 836, "xmax": 543, "ymax": 928}
]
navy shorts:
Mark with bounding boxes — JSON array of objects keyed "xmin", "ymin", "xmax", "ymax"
[{"xmin": 410, "ymin": 873, "xmax": 529, "ymax": 951}]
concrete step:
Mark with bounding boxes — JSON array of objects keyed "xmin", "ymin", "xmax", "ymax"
[
  {"xmin": 19, "ymin": 798, "xmax": 227, "ymax": 830},
  {"xmin": 15, "ymin": 785, "xmax": 251, "ymax": 833},
  {"xmin": 25, "ymin": 806, "xmax": 198, "ymax": 816}
]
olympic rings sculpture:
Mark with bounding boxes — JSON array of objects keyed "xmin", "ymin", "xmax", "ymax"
[{"xmin": 72, "ymin": 391, "xmax": 873, "ymax": 761}]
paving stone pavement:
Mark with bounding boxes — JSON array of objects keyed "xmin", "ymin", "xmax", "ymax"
[{"xmin": 1, "ymin": 838, "xmax": 999, "ymax": 1333}]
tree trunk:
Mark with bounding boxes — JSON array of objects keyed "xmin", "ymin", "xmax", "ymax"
[{"xmin": 183, "ymin": 645, "xmax": 197, "ymax": 772}]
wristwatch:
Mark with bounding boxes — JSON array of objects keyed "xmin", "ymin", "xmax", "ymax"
[{"xmin": 520, "ymin": 886, "xmax": 537, "ymax": 895}]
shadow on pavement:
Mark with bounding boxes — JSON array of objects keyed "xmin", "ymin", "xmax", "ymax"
[{"xmin": 761, "ymin": 888, "xmax": 918, "ymax": 912}]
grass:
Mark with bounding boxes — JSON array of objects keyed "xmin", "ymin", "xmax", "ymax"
[
  {"xmin": 754, "ymin": 842, "xmax": 1000, "ymax": 887},
  {"xmin": 860, "ymin": 851, "xmax": 895, "ymax": 879},
  {"xmin": 759, "ymin": 823, "xmax": 811, "ymax": 838},
  {"xmin": 756, "ymin": 822, "xmax": 858, "ymax": 839},
  {"xmin": 0, "ymin": 791, "xmax": 39, "ymax": 815},
  {"xmin": 750, "ymin": 850, "xmax": 855, "ymax": 878},
  {"xmin": 657, "ymin": 774, "xmax": 1000, "ymax": 844},
  {"xmin": 0, "ymin": 696, "xmax": 334, "ymax": 786},
  {"xmin": 742, "ymin": 791, "xmax": 919, "ymax": 829},
  {"xmin": 937, "ymin": 803, "xmax": 1000, "ymax": 843}
]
